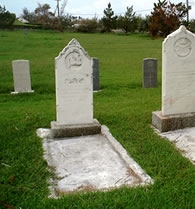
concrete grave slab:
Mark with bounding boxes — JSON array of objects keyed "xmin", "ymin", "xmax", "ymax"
[{"xmin": 37, "ymin": 126, "xmax": 153, "ymax": 197}]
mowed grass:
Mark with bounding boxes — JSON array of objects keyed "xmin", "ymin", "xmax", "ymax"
[{"xmin": 0, "ymin": 30, "xmax": 195, "ymax": 209}]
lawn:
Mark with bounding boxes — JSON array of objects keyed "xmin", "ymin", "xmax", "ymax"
[{"xmin": 0, "ymin": 29, "xmax": 195, "ymax": 209}]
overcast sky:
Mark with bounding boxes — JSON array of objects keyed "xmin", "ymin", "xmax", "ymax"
[{"xmin": 1, "ymin": 0, "xmax": 195, "ymax": 19}]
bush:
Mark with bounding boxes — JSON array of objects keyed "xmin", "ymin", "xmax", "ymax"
[
  {"xmin": 0, "ymin": 5, "xmax": 16, "ymax": 28},
  {"xmin": 73, "ymin": 18, "xmax": 101, "ymax": 33}
]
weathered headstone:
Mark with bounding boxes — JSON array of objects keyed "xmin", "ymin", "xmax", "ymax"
[
  {"xmin": 51, "ymin": 38, "xmax": 101, "ymax": 137},
  {"xmin": 142, "ymin": 58, "xmax": 157, "ymax": 88},
  {"xmin": 92, "ymin": 57, "xmax": 100, "ymax": 91},
  {"xmin": 11, "ymin": 60, "xmax": 34, "ymax": 94},
  {"xmin": 152, "ymin": 26, "xmax": 195, "ymax": 132}
]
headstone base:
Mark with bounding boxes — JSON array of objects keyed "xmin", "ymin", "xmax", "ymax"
[
  {"xmin": 50, "ymin": 119, "xmax": 101, "ymax": 138},
  {"xmin": 11, "ymin": 90, "xmax": 34, "ymax": 94},
  {"xmin": 152, "ymin": 111, "xmax": 195, "ymax": 132}
]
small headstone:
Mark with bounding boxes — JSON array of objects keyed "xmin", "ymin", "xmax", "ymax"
[
  {"xmin": 92, "ymin": 57, "xmax": 100, "ymax": 91},
  {"xmin": 11, "ymin": 60, "xmax": 34, "ymax": 94},
  {"xmin": 51, "ymin": 38, "xmax": 101, "ymax": 137},
  {"xmin": 142, "ymin": 58, "xmax": 157, "ymax": 88},
  {"xmin": 152, "ymin": 26, "xmax": 195, "ymax": 132}
]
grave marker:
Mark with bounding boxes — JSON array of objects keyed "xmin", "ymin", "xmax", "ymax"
[
  {"xmin": 93, "ymin": 57, "xmax": 100, "ymax": 91},
  {"xmin": 152, "ymin": 26, "xmax": 195, "ymax": 132},
  {"xmin": 142, "ymin": 58, "xmax": 157, "ymax": 88},
  {"xmin": 51, "ymin": 38, "xmax": 101, "ymax": 137},
  {"xmin": 11, "ymin": 60, "xmax": 34, "ymax": 94}
]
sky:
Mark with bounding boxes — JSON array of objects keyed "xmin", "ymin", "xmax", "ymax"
[{"xmin": 0, "ymin": 0, "xmax": 195, "ymax": 19}]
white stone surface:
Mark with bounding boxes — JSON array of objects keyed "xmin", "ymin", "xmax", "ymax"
[
  {"xmin": 40, "ymin": 126, "xmax": 153, "ymax": 197},
  {"xmin": 55, "ymin": 38, "xmax": 93, "ymax": 125},
  {"xmin": 159, "ymin": 127, "xmax": 195, "ymax": 164},
  {"xmin": 162, "ymin": 26, "xmax": 195, "ymax": 116},
  {"xmin": 12, "ymin": 60, "xmax": 34, "ymax": 93}
]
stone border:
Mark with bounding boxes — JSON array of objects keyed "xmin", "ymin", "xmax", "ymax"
[
  {"xmin": 152, "ymin": 111, "xmax": 195, "ymax": 132},
  {"xmin": 101, "ymin": 125, "xmax": 153, "ymax": 186}
]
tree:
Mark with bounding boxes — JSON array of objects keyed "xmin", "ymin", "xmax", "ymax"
[
  {"xmin": 101, "ymin": 2, "xmax": 117, "ymax": 32},
  {"xmin": 117, "ymin": 6, "xmax": 137, "ymax": 34},
  {"xmin": 34, "ymin": 3, "xmax": 54, "ymax": 27},
  {"xmin": 137, "ymin": 15, "xmax": 150, "ymax": 33},
  {"xmin": 22, "ymin": 8, "xmax": 35, "ymax": 23},
  {"xmin": 150, "ymin": 0, "xmax": 187, "ymax": 37},
  {"xmin": 22, "ymin": 3, "xmax": 72, "ymax": 31},
  {"xmin": 0, "ymin": 5, "xmax": 16, "ymax": 27}
]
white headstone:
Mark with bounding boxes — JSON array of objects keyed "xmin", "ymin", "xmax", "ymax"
[
  {"xmin": 55, "ymin": 38, "xmax": 93, "ymax": 125},
  {"xmin": 12, "ymin": 60, "xmax": 34, "ymax": 94},
  {"xmin": 162, "ymin": 26, "xmax": 195, "ymax": 116}
]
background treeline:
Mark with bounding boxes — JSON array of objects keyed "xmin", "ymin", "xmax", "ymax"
[{"xmin": 1, "ymin": 0, "xmax": 195, "ymax": 37}]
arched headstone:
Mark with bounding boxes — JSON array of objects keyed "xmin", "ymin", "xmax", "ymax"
[
  {"xmin": 152, "ymin": 26, "xmax": 195, "ymax": 132},
  {"xmin": 51, "ymin": 39, "xmax": 101, "ymax": 137}
]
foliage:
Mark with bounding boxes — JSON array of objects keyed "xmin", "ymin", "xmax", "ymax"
[
  {"xmin": 34, "ymin": 3, "xmax": 54, "ymax": 26},
  {"xmin": 150, "ymin": 0, "xmax": 187, "ymax": 37},
  {"xmin": 189, "ymin": 19, "xmax": 195, "ymax": 32},
  {"xmin": 22, "ymin": 4, "xmax": 55, "ymax": 28},
  {"xmin": 137, "ymin": 15, "xmax": 150, "ymax": 33},
  {"xmin": 101, "ymin": 2, "xmax": 117, "ymax": 32},
  {"xmin": 117, "ymin": 6, "xmax": 137, "ymax": 34},
  {"xmin": 0, "ymin": 5, "xmax": 16, "ymax": 27},
  {"xmin": 73, "ymin": 18, "xmax": 101, "ymax": 33},
  {"xmin": 22, "ymin": 3, "xmax": 72, "ymax": 31},
  {"xmin": 19, "ymin": 1, "xmax": 151, "ymax": 33}
]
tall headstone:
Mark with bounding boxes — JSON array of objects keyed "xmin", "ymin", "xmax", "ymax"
[
  {"xmin": 51, "ymin": 38, "xmax": 101, "ymax": 137},
  {"xmin": 93, "ymin": 57, "xmax": 100, "ymax": 91},
  {"xmin": 152, "ymin": 26, "xmax": 195, "ymax": 132},
  {"xmin": 142, "ymin": 58, "xmax": 157, "ymax": 88},
  {"xmin": 11, "ymin": 60, "xmax": 34, "ymax": 94}
]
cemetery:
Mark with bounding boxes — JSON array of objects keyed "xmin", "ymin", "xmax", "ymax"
[{"xmin": 1, "ymin": 28, "xmax": 195, "ymax": 208}]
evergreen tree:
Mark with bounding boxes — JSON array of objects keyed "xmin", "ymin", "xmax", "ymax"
[
  {"xmin": 117, "ymin": 6, "xmax": 136, "ymax": 34},
  {"xmin": 101, "ymin": 2, "xmax": 117, "ymax": 32}
]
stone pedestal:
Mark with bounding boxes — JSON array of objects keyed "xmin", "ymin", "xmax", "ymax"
[
  {"xmin": 50, "ymin": 119, "xmax": 101, "ymax": 138},
  {"xmin": 152, "ymin": 111, "xmax": 195, "ymax": 132}
]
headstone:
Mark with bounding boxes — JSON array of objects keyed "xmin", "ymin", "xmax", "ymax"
[
  {"xmin": 51, "ymin": 38, "xmax": 101, "ymax": 137},
  {"xmin": 152, "ymin": 26, "xmax": 195, "ymax": 132},
  {"xmin": 92, "ymin": 57, "xmax": 100, "ymax": 91},
  {"xmin": 11, "ymin": 60, "xmax": 34, "ymax": 94},
  {"xmin": 142, "ymin": 58, "xmax": 157, "ymax": 88}
]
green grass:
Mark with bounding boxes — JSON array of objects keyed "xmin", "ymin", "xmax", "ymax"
[{"xmin": 1, "ymin": 30, "xmax": 195, "ymax": 209}]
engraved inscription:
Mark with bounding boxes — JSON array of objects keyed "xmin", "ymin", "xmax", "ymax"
[
  {"xmin": 174, "ymin": 38, "xmax": 192, "ymax": 57},
  {"xmin": 65, "ymin": 49, "xmax": 83, "ymax": 69},
  {"xmin": 64, "ymin": 78, "xmax": 84, "ymax": 84}
]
